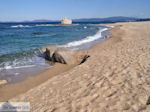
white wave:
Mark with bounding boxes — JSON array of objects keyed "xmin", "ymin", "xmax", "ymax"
[
  {"xmin": 11, "ymin": 24, "xmax": 79, "ymax": 28},
  {"xmin": 35, "ymin": 24, "xmax": 54, "ymax": 27},
  {"xmin": 2, "ymin": 65, "xmax": 36, "ymax": 70},
  {"xmin": 84, "ymin": 26, "xmax": 87, "ymax": 29},
  {"xmin": 35, "ymin": 24, "xmax": 79, "ymax": 27},
  {"xmin": 11, "ymin": 25, "xmax": 31, "ymax": 28},
  {"xmin": 63, "ymin": 28, "xmax": 108, "ymax": 47}
]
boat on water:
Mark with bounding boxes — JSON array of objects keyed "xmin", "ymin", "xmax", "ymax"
[{"xmin": 61, "ymin": 17, "xmax": 72, "ymax": 25}]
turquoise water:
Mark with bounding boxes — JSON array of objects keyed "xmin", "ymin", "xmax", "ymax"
[{"xmin": 0, "ymin": 22, "xmax": 108, "ymax": 83}]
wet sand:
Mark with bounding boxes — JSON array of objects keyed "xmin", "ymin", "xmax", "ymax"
[
  {"xmin": 0, "ymin": 63, "xmax": 77, "ymax": 101},
  {"xmin": 1, "ymin": 21, "xmax": 150, "ymax": 111}
]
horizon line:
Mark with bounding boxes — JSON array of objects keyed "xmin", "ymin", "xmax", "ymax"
[{"xmin": 0, "ymin": 16, "xmax": 145, "ymax": 23}]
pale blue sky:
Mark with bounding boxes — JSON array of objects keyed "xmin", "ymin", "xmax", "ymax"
[{"xmin": 0, "ymin": 0, "xmax": 150, "ymax": 21}]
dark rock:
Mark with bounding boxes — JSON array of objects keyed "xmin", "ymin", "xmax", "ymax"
[
  {"xmin": 32, "ymin": 32, "xmax": 44, "ymax": 35},
  {"xmin": 44, "ymin": 48, "xmax": 51, "ymax": 61},
  {"xmin": 52, "ymin": 51, "xmax": 67, "ymax": 64}
]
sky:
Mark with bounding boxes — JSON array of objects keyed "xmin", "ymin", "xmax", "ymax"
[{"xmin": 0, "ymin": 0, "xmax": 150, "ymax": 21}]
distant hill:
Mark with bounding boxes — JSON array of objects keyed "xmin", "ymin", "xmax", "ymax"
[
  {"xmin": 30, "ymin": 17, "xmax": 141, "ymax": 23},
  {"xmin": 0, "ymin": 19, "xmax": 59, "ymax": 23},
  {"xmin": 0, "ymin": 16, "xmax": 150, "ymax": 23},
  {"xmin": 23, "ymin": 19, "xmax": 58, "ymax": 23},
  {"xmin": 73, "ymin": 16, "xmax": 140, "ymax": 23}
]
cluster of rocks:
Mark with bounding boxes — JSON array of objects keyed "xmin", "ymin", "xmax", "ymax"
[{"xmin": 43, "ymin": 48, "xmax": 90, "ymax": 65}]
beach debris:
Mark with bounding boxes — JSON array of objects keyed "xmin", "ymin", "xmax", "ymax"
[
  {"xmin": 0, "ymin": 80, "xmax": 7, "ymax": 86},
  {"xmin": 80, "ymin": 55, "xmax": 90, "ymax": 64}
]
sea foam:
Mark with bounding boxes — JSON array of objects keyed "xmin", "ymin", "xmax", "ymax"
[
  {"xmin": 63, "ymin": 28, "xmax": 108, "ymax": 47},
  {"xmin": 11, "ymin": 25, "xmax": 31, "ymax": 28},
  {"xmin": 4, "ymin": 65, "xmax": 36, "ymax": 70}
]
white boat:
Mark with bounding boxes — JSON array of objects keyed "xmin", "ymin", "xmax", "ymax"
[{"xmin": 61, "ymin": 18, "xmax": 72, "ymax": 25}]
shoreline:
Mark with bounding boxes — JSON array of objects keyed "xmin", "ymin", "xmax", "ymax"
[
  {"xmin": 0, "ymin": 24, "xmax": 111, "ymax": 101},
  {"xmin": 0, "ymin": 25, "xmax": 108, "ymax": 84},
  {"xmin": 0, "ymin": 63, "xmax": 78, "ymax": 101}
]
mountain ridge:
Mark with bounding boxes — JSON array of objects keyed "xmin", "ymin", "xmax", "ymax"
[{"xmin": 0, "ymin": 16, "xmax": 149, "ymax": 23}]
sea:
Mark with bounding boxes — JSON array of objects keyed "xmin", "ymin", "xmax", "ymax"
[{"xmin": 0, "ymin": 22, "xmax": 109, "ymax": 83}]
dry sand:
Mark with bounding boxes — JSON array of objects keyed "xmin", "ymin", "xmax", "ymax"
[{"xmin": 2, "ymin": 21, "xmax": 150, "ymax": 111}]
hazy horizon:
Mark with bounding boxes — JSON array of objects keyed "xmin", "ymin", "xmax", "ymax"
[
  {"xmin": 0, "ymin": 16, "xmax": 144, "ymax": 23},
  {"xmin": 0, "ymin": 0, "xmax": 150, "ymax": 22}
]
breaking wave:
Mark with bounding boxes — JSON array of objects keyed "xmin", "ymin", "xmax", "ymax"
[
  {"xmin": 63, "ymin": 28, "xmax": 108, "ymax": 47},
  {"xmin": 11, "ymin": 25, "xmax": 32, "ymax": 28},
  {"xmin": 11, "ymin": 24, "xmax": 80, "ymax": 28}
]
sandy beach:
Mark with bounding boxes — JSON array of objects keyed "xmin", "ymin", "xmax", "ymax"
[{"xmin": 1, "ymin": 21, "xmax": 150, "ymax": 111}]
